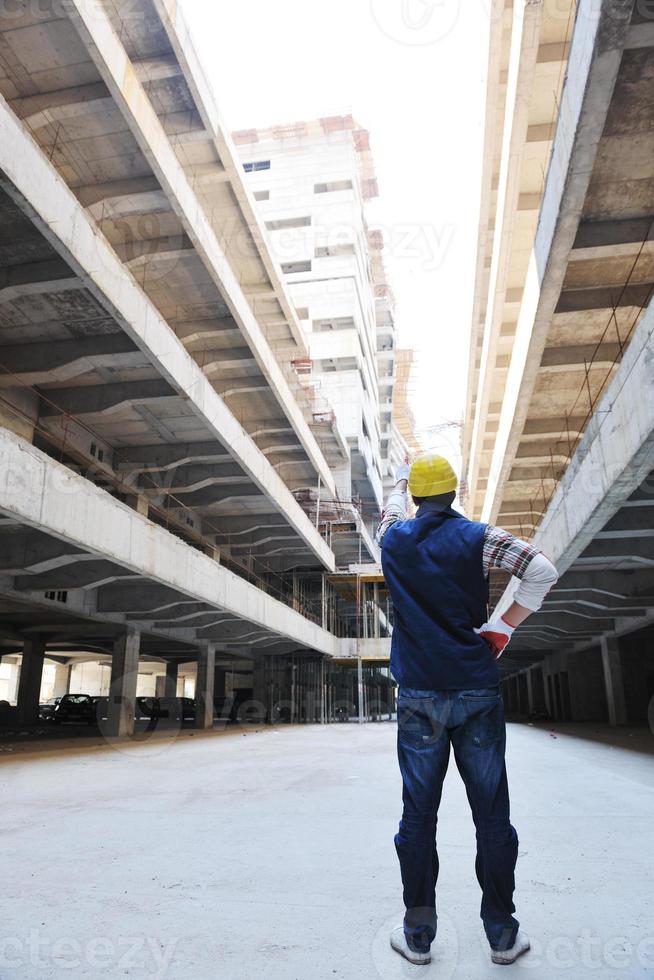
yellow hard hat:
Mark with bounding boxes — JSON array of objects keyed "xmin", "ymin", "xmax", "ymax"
[{"xmin": 408, "ymin": 454, "xmax": 458, "ymax": 497}]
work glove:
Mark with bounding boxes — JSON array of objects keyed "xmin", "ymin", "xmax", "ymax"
[
  {"xmin": 395, "ymin": 461, "xmax": 411, "ymax": 484},
  {"xmin": 476, "ymin": 616, "xmax": 515, "ymax": 660}
]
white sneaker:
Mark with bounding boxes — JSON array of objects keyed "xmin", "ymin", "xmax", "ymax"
[
  {"xmin": 390, "ymin": 926, "xmax": 431, "ymax": 965},
  {"xmin": 491, "ymin": 929, "xmax": 530, "ymax": 965}
]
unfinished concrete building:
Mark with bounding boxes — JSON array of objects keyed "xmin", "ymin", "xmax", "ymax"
[
  {"xmin": 234, "ymin": 119, "xmax": 391, "ymax": 521},
  {"xmin": 464, "ymin": 0, "xmax": 654, "ymax": 726},
  {"xmin": 0, "ymin": 0, "xmax": 396, "ymax": 734}
]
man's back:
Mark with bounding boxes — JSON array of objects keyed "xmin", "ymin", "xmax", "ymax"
[{"xmin": 382, "ymin": 504, "xmax": 498, "ymax": 691}]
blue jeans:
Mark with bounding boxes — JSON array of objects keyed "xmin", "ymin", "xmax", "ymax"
[{"xmin": 395, "ymin": 686, "xmax": 519, "ymax": 953}]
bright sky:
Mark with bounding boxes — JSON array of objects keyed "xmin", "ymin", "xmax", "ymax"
[{"xmin": 179, "ymin": 0, "xmax": 491, "ymax": 468}]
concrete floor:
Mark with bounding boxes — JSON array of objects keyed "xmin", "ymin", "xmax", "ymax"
[{"xmin": 2, "ymin": 722, "xmax": 653, "ymax": 980}]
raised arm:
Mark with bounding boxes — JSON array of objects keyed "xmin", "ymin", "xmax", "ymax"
[{"xmin": 375, "ymin": 462, "xmax": 411, "ymax": 547}]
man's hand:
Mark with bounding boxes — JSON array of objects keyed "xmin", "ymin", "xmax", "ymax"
[
  {"xmin": 395, "ymin": 460, "xmax": 411, "ymax": 485},
  {"xmin": 477, "ymin": 616, "xmax": 515, "ymax": 660}
]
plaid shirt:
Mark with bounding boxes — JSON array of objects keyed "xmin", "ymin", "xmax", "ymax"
[{"xmin": 481, "ymin": 524, "xmax": 540, "ymax": 579}]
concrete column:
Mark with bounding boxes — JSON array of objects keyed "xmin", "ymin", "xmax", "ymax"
[
  {"xmin": 532, "ymin": 666, "xmax": 546, "ymax": 714},
  {"xmin": 107, "ymin": 631, "xmax": 140, "ymax": 738},
  {"xmin": 17, "ymin": 637, "xmax": 46, "ymax": 725},
  {"xmin": 164, "ymin": 661, "xmax": 179, "ymax": 699},
  {"xmin": 526, "ymin": 670, "xmax": 535, "ymax": 716},
  {"xmin": 357, "ymin": 657, "xmax": 365, "ymax": 725},
  {"xmin": 601, "ymin": 637, "xmax": 628, "ymax": 727},
  {"xmin": 252, "ymin": 657, "xmax": 269, "ymax": 723},
  {"xmin": 195, "ymin": 644, "xmax": 216, "ymax": 730},
  {"xmin": 52, "ymin": 663, "xmax": 72, "ymax": 699},
  {"xmin": 214, "ymin": 667, "xmax": 226, "ymax": 699}
]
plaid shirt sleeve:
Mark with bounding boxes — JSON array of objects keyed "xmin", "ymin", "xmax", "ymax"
[
  {"xmin": 375, "ymin": 488, "xmax": 408, "ymax": 547},
  {"xmin": 484, "ymin": 524, "xmax": 558, "ymax": 611},
  {"xmin": 483, "ymin": 525, "xmax": 540, "ymax": 578}
]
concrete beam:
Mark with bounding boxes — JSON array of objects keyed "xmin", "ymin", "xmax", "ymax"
[
  {"xmin": 573, "ymin": 216, "xmax": 654, "ymax": 251},
  {"xmin": 573, "ymin": 537, "xmax": 654, "ymax": 566},
  {"xmin": 132, "ymin": 55, "xmax": 183, "ymax": 83},
  {"xmin": 482, "ymin": 0, "xmax": 635, "ymax": 523},
  {"xmin": 0, "ymin": 334, "xmax": 141, "ymax": 387},
  {"xmin": 521, "ymin": 416, "xmax": 587, "ymax": 439},
  {"xmin": 75, "ymin": 176, "xmax": 161, "ymax": 209},
  {"xmin": 597, "ymin": 508, "xmax": 654, "ymax": 537},
  {"xmin": 63, "ymin": 0, "xmax": 336, "ymax": 499},
  {"xmin": 540, "ymin": 342, "xmax": 622, "ymax": 369},
  {"xmin": 0, "ymin": 95, "xmax": 333, "ymax": 569},
  {"xmin": 15, "ymin": 562, "xmax": 139, "ymax": 592},
  {"xmin": 0, "ymin": 531, "xmax": 88, "ymax": 574},
  {"xmin": 556, "ymin": 283, "xmax": 652, "ymax": 313},
  {"xmin": 0, "ymin": 257, "xmax": 77, "ymax": 301},
  {"xmin": 624, "ymin": 21, "xmax": 654, "ymax": 49},
  {"xmin": 9, "ymin": 81, "xmax": 113, "ymax": 128},
  {"xmin": 39, "ymin": 379, "xmax": 176, "ymax": 417},
  {"xmin": 115, "ymin": 441, "xmax": 229, "ymax": 473},
  {"xmin": 550, "ymin": 569, "xmax": 654, "ymax": 598},
  {"xmin": 137, "ymin": 461, "xmax": 246, "ymax": 495},
  {"xmin": 0, "ymin": 428, "xmax": 338, "ymax": 656},
  {"xmin": 88, "ymin": 190, "xmax": 172, "ymax": 221},
  {"xmin": 466, "ymin": 0, "xmax": 545, "ymax": 499},
  {"xmin": 114, "ymin": 236, "xmax": 194, "ymax": 266}
]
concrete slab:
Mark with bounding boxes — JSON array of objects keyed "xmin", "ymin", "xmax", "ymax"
[{"xmin": 2, "ymin": 722, "xmax": 653, "ymax": 979}]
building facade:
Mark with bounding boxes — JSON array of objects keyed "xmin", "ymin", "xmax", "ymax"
[{"xmin": 235, "ymin": 118, "xmax": 392, "ymax": 527}]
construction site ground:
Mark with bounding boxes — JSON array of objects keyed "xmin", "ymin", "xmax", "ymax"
[{"xmin": 3, "ymin": 721, "xmax": 653, "ymax": 979}]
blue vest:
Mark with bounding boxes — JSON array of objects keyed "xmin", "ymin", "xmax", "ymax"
[{"xmin": 381, "ymin": 504, "xmax": 498, "ymax": 691}]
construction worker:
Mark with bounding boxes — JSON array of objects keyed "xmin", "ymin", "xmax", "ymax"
[{"xmin": 377, "ymin": 454, "xmax": 558, "ymax": 967}]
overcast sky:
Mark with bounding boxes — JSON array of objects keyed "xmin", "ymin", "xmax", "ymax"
[{"xmin": 179, "ymin": 0, "xmax": 491, "ymax": 468}]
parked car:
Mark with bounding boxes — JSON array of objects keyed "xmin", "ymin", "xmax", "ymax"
[
  {"xmin": 52, "ymin": 694, "xmax": 95, "ymax": 725},
  {"xmin": 157, "ymin": 697, "xmax": 196, "ymax": 723},
  {"xmin": 135, "ymin": 696, "xmax": 160, "ymax": 721},
  {"xmin": 92, "ymin": 696, "xmax": 109, "ymax": 722},
  {"xmin": 39, "ymin": 697, "xmax": 61, "ymax": 721}
]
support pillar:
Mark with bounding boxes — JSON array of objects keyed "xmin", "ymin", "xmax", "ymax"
[
  {"xmin": 195, "ymin": 643, "xmax": 216, "ymax": 730},
  {"xmin": 214, "ymin": 666, "xmax": 226, "ymax": 699},
  {"xmin": 17, "ymin": 637, "xmax": 46, "ymax": 725},
  {"xmin": 164, "ymin": 661, "xmax": 179, "ymax": 699},
  {"xmin": 357, "ymin": 657, "xmax": 364, "ymax": 725},
  {"xmin": 52, "ymin": 663, "xmax": 72, "ymax": 699},
  {"xmin": 526, "ymin": 670, "xmax": 535, "ymax": 716},
  {"xmin": 107, "ymin": 631, "xmax": 140, "ymax": 738},
  {"xmin": 601, "ymin": 637, "xmax": 628, "ymax": 726}
]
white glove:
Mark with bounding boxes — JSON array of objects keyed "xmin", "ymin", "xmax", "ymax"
[
  {"xmin": 395, "ymin": 462, "xmax": 410, "ymax": 484},
  {"xmin": 476, "ymin": 616, "xmax": 515, "ymax": 660}
]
